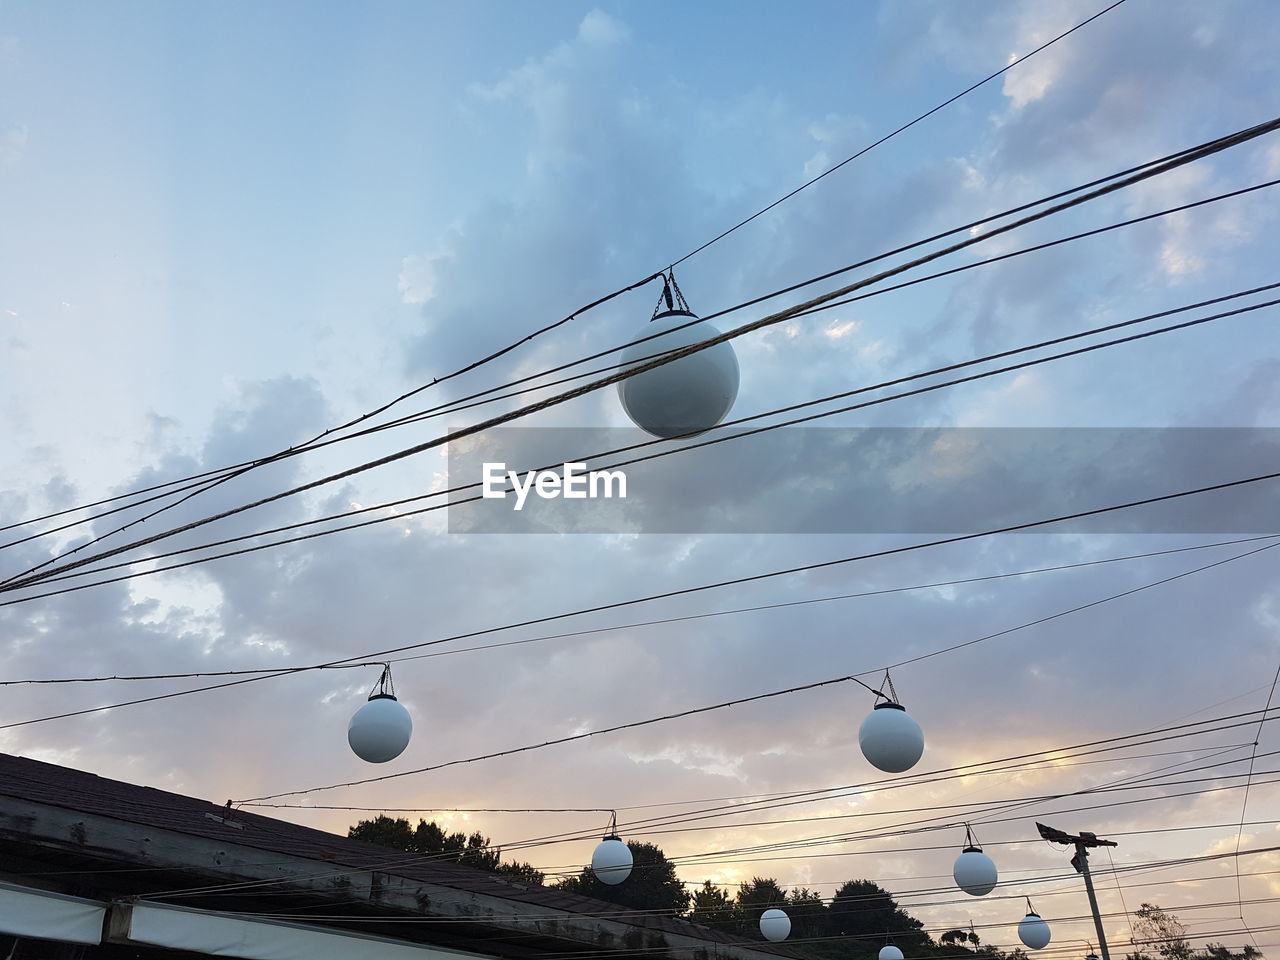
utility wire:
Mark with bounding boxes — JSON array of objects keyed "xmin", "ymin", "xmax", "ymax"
[
  {"xmin": 6, "ymin": 115, "xmax": 1275, "ymax": 596},
  {"xmin": 668, "ymin": 0, "xmax": 1130, "ymax": 265},
  {"xmin": 1231, "ymin": 655, "xmax": 1280, "ymax": 949},
  {"xmin": 8, "ymin": 284, "xmax": 1279, "ymax": 603},
  {"xmin": 3, "ymin": 475, "xmax": 1278, "ymax": 730},
  {"xmin": 0, "ymin": 0, "xmax": 1130, "ymax": 548},
  {"xmin": 6, "ymin": 535, "xmax": 1273, "ymax": 686},
  {"xmin": 235, "ymin": 539, "xmax": 1278, "ymax": 804}
]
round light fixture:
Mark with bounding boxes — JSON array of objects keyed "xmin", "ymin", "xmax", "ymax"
[
  {"xmin": 590, "ymin": 827, "xmax": 633, "ymax": 886},
  {"xmin": 759, "ymin": 908, "xmax": 791, "ymax": 942},
  {"xmin": 880, "ymin": 946, "xmax": 905, "ymax": 960},
  {"xmin": 858, "ymin": 700, "xmax": 925, "ymax": 773},
  {"xmin": 348, "ymin": 693, "xmax": 412, "ymax": 764},
  {"xmin": 617, "ymin": 295, "xmax": 740, "ymax": 440},
  {"xmin": 953, "ymin": 843, "xmax": 998, "ymax": 897},
  {"xmin": 1018, "ymin": 912, "xmax": 1051, "ymax": 950}
]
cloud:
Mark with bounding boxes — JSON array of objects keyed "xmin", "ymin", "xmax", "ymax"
[
  {"xmin": 398, "ymin": 253, "xmax": 444, "ymax": 305},
  {"xmin": 0, "ymin": 124, "xmax": 28, "ymax": 166},
  {"xmin": 2, "ymin": 4, "xmax": 1279, "ymax": 934},
  {"xmin": 577, "ymin": 9, "xmax": 629, "ymax": 46}
]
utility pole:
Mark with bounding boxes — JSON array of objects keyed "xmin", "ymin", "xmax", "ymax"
[{"xmin": 1036, "ymin": 822, "xmax": 1118, "ymax": 960}]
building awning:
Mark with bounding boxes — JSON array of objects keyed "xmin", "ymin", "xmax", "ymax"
[
  {"xmin": 0, "ymin": 881, "xmax": 106, "ymax": 945},
  {"xmin": 108, "ymin": 900, "xmax": 501, "ymax": 960}
]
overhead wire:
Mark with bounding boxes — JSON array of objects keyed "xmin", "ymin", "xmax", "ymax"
[
  {"xmin": 123, "ymin": 707, "xmax": 1280, "ymax": 900},
  {"xmin": 666, "ymin": 0, "xmax": 1131, "ymax": 267},
  {"xmin": 6, "ymin": 114, "xmax": 1276, "ymax": 598},
  {"xmin": 142, "ymin": 754, "xmax": 1280, "ymax": 907},
  {"xmin": 3, "ymin": 495, "xmax": 1277, "ymax": 736},
  {"xmin": 224, "ymin": 538, "xmax": 1280, "ymax": 802},
  {"xmin": 9, "ymin": 272, "xmax": 1278, "ymax": 605},
  {"xmin": 0, "ymin": 0, "xmax": 1132, "ymax": 549},
  {"xmin": 6, "ymin": 534, "xmax": 1277, "ymax": 686},
  {"xmin": 1230, "ymin": 655, "xmax": 1280, "ymax": 949}
]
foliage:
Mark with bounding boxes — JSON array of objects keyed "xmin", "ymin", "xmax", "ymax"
[
  {"xmin": 1126, "ymin": 904, "xmax": 1262, "ymax": 960},
  {"xmin": 830, "ymin": 879, "xmax": 927, "ymax": 948},
  {"xmin": 554, "ymin": 842, "xmax": 690, "ymax": 915},
  {"xmin": 347, "ymin": 816, "xmax": 543, "ymax": 884},
  {"xmin": 689, "ymin": 880, "xmax": 741, "ymax": 928},
  {"xmin": 736, "ymin": 876, "xmax": 789, "ymax": 916}
]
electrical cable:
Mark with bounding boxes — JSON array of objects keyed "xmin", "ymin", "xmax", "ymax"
[
  {"xmin": 7, "ymin": 115, "xmax": 1275, "ymax": 597},
  {"xmin": 125, "ymin": 710, "xmax": 1280, "ymax": 901},
  {"xmin": 6, "ymin": 535, "xmax": 1275, "ymax": 687},
  {"xmin": 11, "ymin": 279, "xmax": 1277, "ymax": 603},
  {"xmin": 0, "ymin": 0, "xmax": 1132, "ymax": 549},
  {"xmin": 3, "ymin": 497, "xmax": 1276, "ymax": 743},
  {"xmin": 667, "ymin": 0, "xmax": 1131, "ymax": 267},
  {"xmin": 1230, "ymin": 655, "xmax": 1280, "ymax": 949}
]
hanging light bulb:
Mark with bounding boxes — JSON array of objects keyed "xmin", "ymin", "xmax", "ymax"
[
  {"xmin": 857, "ymin": 673, "xmax": 924, "ymax": 773},
  {"xmin": 759, "ymin": 908, "xmax": 791, "ymax": 942},
  {"xmin": 590, "ymin": 812, "xmax": 633, "ymax": 885},
  {"xmin": 1018, "ymin": 898, "xmax": 1051, "ymax": 950},
  {"xmin": 880, "ymin": 946, "xmax": 905, "ymax": 960},
  {"xmin": 347, "ymin": 665, "xmax": 412, "ymax": 764},
  {"xmin": 952, "ymin": 825, "xmax": 998, "ymax": 897},
  {"xmin": 617, "ymin": 274, "xmax": 739, "ymax": 440}
]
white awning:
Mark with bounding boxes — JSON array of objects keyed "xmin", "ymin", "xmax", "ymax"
[
  {"xmin": 110, "ymin": 900, "xmax": 500, "ymax": 960},
  {"xmin": 0, "ymin": 881, "xmax": 106, "ymax": 945}
]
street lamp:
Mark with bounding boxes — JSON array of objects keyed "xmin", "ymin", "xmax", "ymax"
[
  {"xmin": 617, "ymin": 273, "xmax": 739, "ymax": 439},
  {"xmin": 347, "ymin": 665, "xmax": 412, "ymax": 764},
  {"xmin": 1018, "ymin": 898, "xmax": 1052, "ymax": 949},
  {"xmin": 760, "ymin": 909, "xmax": 791, "ymax": 942},
  {"xmin": 590, "ymin": 812, "xmax": 633, "ymax": 885},
  {"xmin": 953, "ymin": 825, "xmax": 998, "ymax": 896},
  {"xmin": 857, "ymin": 673, "xmax": 924, "ymax": 773},
  {"xmin": 1036, "ymin": 823, "xmax": 1117, "ymax": 960}
]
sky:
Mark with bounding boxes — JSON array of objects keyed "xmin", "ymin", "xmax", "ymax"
[{"xmin": 2, "ymin": 0, "xmax": 1280, "ymax": 954}]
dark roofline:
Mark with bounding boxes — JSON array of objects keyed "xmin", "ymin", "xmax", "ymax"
[{"xmin": 0, "ymin": 752, "xmax": 802, "ymax": 960}]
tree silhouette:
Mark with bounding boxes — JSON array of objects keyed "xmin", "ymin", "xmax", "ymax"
[
  {"xmin": 555, "ymin": 841, "xmax": 690, "ymax": 914},
  {"xmin": 347, "ymin": 815, "xmax": 543, "ymax": 884}
]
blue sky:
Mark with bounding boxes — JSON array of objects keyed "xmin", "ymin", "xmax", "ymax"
[{"xmin": 2, "ymin": 0, "xmax": 1280, "ymax": 949}]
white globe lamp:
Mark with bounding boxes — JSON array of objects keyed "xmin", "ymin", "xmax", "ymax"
[
  {"xmin": 953, "ymin": 844, "xmax": 998, "ymax": 897},
  {"xmin": 591, "ymin": 834, "xmax": 633, "ymax": 885},
  {"xmin": 348, "ymin": 693, "xmax": 413, "ymax": 764},
  {"xmin": 617, "ymin": 309, "xmax": 740, "ymax": 439},
  {"xmin": 759, "ymin": 908, "xmax": 791, "ymax": 942},
  {"xmin": 858, "ymin": 700, "xmax": 925, "ymax": 773},
  {"xmin": 1018, "ymin": 912, "xmax": 1051, "ymax": 950},
  {"xmin": 880, "ymin": 946, "xmax": 905, "ymax": 960}
]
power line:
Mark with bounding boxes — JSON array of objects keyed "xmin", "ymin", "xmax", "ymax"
[
  {"xmin": 4, "ymin": 476, "xmax": 1277, "ymax": 732},
  {"xmin": 1230, "ymin": 655, "xmax": 1280, "ymax": 949},
  {"xmin": 7, "ymin": 115, "xmax": 1275, "ymax": 597},
  {"xmin": 8, "ymin": 287, "xmax": 1280, "ymax": 605},
  {"xmin": 0, "ymin": 0, "xmax": 1131, "ymax": 551},
  {"xmin": 7, "ymin": 535, "xmax": 1275, "ymax": 686},
  {"xmin": 668, "ymin": 0, "xmax": 1131, "ymax": 266},
  {"xmin": 235, "ymin": 533, "xmax": 1280, "ymax": 802}
]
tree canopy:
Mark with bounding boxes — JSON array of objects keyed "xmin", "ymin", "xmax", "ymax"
[
  {"xmin": 347, "ymin": 815, "xmax": 544, "ymax": 885},
  {"xmin": 344, "ymin": 821, "xmax": 1262, "ymax": 960},
  {"xmin": 554, "ymin": 841, "xmax": 690, "ymax": 915}
]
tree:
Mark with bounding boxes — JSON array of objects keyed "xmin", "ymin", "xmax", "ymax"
[
  {"xmin": 1126, "ymin": 905, "xmax": 1262, "ymax": 960},
  {"xmin": 829, "ymin": 879, "xmax": 927, "ymax": 947},
  {"xmin": 689, "ymin": 880, "xmax": 741, "ymax": 929},
  {"xmin": 736, "ymin": 876, "xmax": 788, "ymax": 916},
  {"xmin": 785, "ymin": 886, "xmax": 829, "ymax": 941},
  {"xmin": 347, "ymin": 816, "xmax": 544, "ymax": 884},
  {"xmin": 1130, "ymin": 904, "xmax": 1192, "ymax": 960},
  {"xmin": 554, "ymin": 842, "xmax": 690, "ymax": 914}
]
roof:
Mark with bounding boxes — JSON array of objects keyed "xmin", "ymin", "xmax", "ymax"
[{"xmin": 0, "ymin": 752, "xmax": 794, "ymax": 959}]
